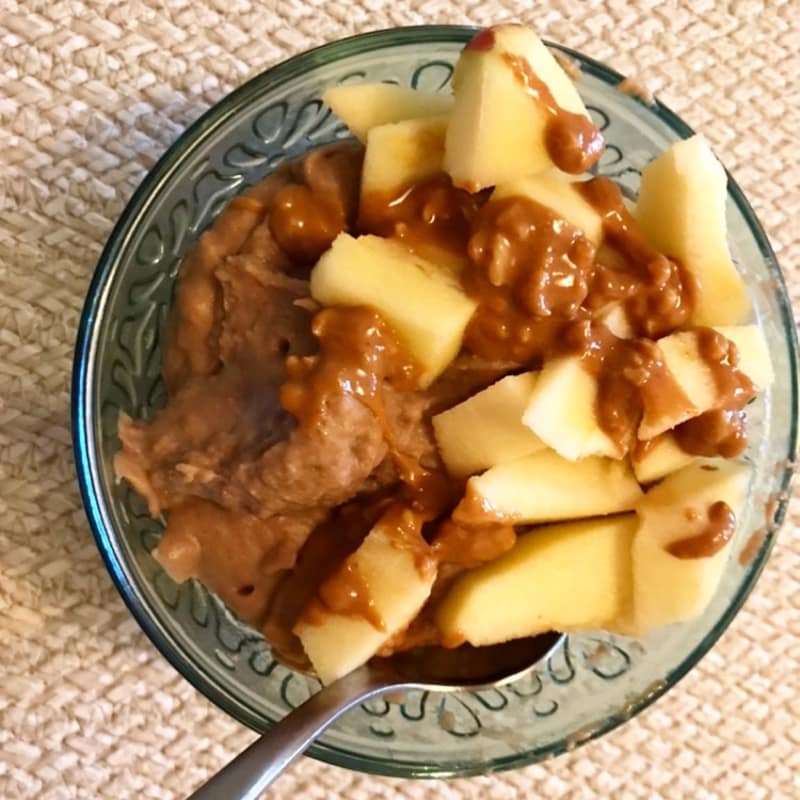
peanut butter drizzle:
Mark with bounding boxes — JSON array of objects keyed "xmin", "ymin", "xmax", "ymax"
[
  {"xmin": 672, "ymin": 329, "xmax": 756, "ymax": 458},
  {"xmin": 666, "ymin": 500, "xmax": 736, "ymax": 559},
  {"xmin": 281, "ymin": 306, "xmax": 459, "ymax": 515},
  {"xmin": 431, "ymin": 482, "xmax": 519, "ymax": 571},
  {"xmin": 264, "ymin": 496, "xmax": 391, "ymax": 670},
  {"xmin": 449, "ymin": 480, "xmax": 520, "ymax": 525},
  {"xmin": 632, "ymin": 436, "xmax": 656, "ymax": 464},
  {"xmin": 696, "ymin": 327, "xmax": 756, "ymax": 407},
  {"xmin": 558, "ymin": 319, "xmax": 694, "ymax": 454},
  {"xmin": 299, "ymin": 504, "xmax": 434, "ymax": 632},
  {"xmin": 381, "ymin": 491, "xmax": 519, "ymax": 655},
  {"xmin": 463, "ymin": 195, "xmax": 595, "ymax": 362},
  {"xmin": 380, "ymin": 504, "xmax": 438, "ymax": 576},
  {"xmin": 280, "ymin": 306, "xmax": 420, "ymax": 430},
  {"xmin": 674, "ymin": 409, "xmax": 748, "ymax": 458},
  {"xmin": 578, "ymin": 177, "xmax": 694, "ymax": 338},
  {"xmin": 358, "ymin": 173, "xmax": 487, "ymax": 257},
  {"xmin": 270, "ymin": 184, "xmax": 345, "ymax": 264},
  {"xmin": 286, "ymin": 305, "xmax": 463, "ymax": 525},
  {"xmin": 460, "ymin": 177, "xmax": 692, "ymax": 372},
  {"xmin": 304, "ymin": 560, "xmax": 384, "ymax": 629},
  {"xmin": 431, "ymin": 517, "xmax": 516, "ymax": 566},
  {"xmin": 500, "ymin": 52, "xmax": 604, "ymax": 174}
]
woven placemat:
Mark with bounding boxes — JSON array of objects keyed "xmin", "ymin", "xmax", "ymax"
[{"xmin": 1, "ymin": 1, "xmax": 798, "ymax": 798}]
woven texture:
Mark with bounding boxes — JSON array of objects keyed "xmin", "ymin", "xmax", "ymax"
[{"xmin": 1, "ymin": 0, "xmax": 798, "ymax": 797}]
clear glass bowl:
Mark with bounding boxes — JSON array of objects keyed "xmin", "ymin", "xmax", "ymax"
[{"xmin": 72, "ymin": 26, "xmax": 798, "ymax": 778}]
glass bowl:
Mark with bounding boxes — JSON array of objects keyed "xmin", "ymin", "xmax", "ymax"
[{"xmin": 72, "ymin": 26, "xmax": 798, "ymax": 778}]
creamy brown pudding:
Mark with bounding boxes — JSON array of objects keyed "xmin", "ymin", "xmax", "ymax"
[{"xmin": 117, "ymin": 23, "xmax": 771, "ymax": 684}]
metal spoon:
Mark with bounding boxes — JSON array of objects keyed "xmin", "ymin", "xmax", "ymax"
[{"xmin": 188, "ymin": 632, "xmax": 563, "ymax": 799}]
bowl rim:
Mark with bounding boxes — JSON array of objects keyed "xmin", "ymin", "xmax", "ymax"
[{"xmin": 72, "ymin": 24, "xmax": 799, "ymax": 779}]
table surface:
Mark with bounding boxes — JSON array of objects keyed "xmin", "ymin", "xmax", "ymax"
[{"xmin": 1, "ymin": 1, "xmax": 798, "ymax": 798}]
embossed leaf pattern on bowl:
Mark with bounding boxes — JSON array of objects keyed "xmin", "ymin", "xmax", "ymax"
[{"xmin": 74, "ymin": 28, "xmax": 796, "ymax": 778}]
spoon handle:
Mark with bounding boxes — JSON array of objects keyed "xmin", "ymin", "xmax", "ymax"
[{"xmin": 188, "ymin": 667, "xmax": 395, "ymax": 800}]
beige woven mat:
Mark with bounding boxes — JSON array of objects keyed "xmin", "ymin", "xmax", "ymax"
[{"xmin": 1, "ymin": 0, "xmax": 798, "ymax": 797}]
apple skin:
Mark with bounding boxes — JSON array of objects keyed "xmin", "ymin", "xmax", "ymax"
[{"xmin": 465, "ymin": 28, "xmax": 496, "ymax": 52}]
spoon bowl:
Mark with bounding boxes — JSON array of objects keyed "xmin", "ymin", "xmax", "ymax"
[
  {"xmin": 189, "ymin": 632, "xmax": 563, "ymax": 799},
  {"xmin": 382, "ymin": 632, "xmax": 564, "ymax": 687}
]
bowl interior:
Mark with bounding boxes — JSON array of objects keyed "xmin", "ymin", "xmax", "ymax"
[{"xmin": 73, "ymin": 26, "xmax": 798, "ymax": 777}]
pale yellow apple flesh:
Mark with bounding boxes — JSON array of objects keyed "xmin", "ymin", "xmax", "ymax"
[
  {"xmin": 295, "ymin": 512, "xmax": 436, "ymax": 685},
  {"xmin": 635, "ymin": 135, "xmax": 751, "ymax": 326},
  {"xmin": 461, "ymin": 449, "xmax": 642, "ymax": 524},
  {"xmin": 632, "ymin": 433, "xmax": 697, "ymax": 484},
  {"xmin": 522, "ymin": 356, "xmax": 624, "ymax": 460},
  {"xmin": 444, "ymin": 25, "xmax": 592, "ymax": 190},
  {"xmin": 713, "ymin": 324, "xmax": 773, "ymax": 390},
  {"xmin": 323, "ymin": 83, "xmax": 453, "ymax": 142},
  {"xmin": 632, "ymin": 459, "xmax": 750, "ymax": 632},
  {"xmin": 639, "ymin": 325, "xmax": 774, "ymax": 440},
  {"xmin": 310, "ymin": 234, "xmax": 477, "ymax": 386},
  {"xmin": 432, "ymin": 372, "xmax": 545, "ymax": 477},
  {"xmin": 436, "ymin": 514, "xmax": 637, "ymax": 645},
  {"xmin": 361, "ymin": 115, "xmax": 449, "ymax": 198}
]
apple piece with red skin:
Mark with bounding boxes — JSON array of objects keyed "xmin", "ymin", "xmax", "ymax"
[{"xmin": 444, "ymin": 24, "xmax": 599, "ymax": 191}]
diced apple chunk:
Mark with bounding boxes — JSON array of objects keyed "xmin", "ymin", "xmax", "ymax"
[
  {"xmin": 632, "ymin": 460, "xmax": 750, "ymax": 632},
  {"xmin": 635, "ymin": 135, "xmax": 751, "ymax": 326},
  {"xmin": 310, "ymin": 234, "xmax": 477, "ymax": 386},
  {"xmin": 444, "ymin": 24, "xmax": 593, "ymax": 190},
  {"xmin": 493, "ymin": 173, "xmax": 603, "ymax": 244},
  {"xmin": 713, "ymin": 324, "xmax": 773, "ymax": 390},
  {"xmin": 432, "ymin": 372, "xmax": 545, "ymax": 477},
  {"xmin": 639, "ymin": 331, "xmax": 712, "ymax": 440},
  {"xmin": 295, "ymin": 509, "xmax": 436, "ymax": 684},
  {"xmin": 323, "ymin": 83, "xmax": 453, "ymax": 142},
  {"xmin": 361, "ymin": 115, "xmax": 449, "ymax": 198},
  {"xmin": 639, "ymin": 326, "xmax": 772, "ymax": 440},
  {"xmin": 632, "ymin": 434, "xmax": 697, "ymax": 484},
  {"xmin": 459, "ymin": 450, "xmax": 642, "ymax": 525},
  {"xmin": 436, "ymin": 514, "xmax": 637, "ymax": 645},
  {"xmin": 522, "ymin": 356, "xmax": 624, "ymax": 460}
]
